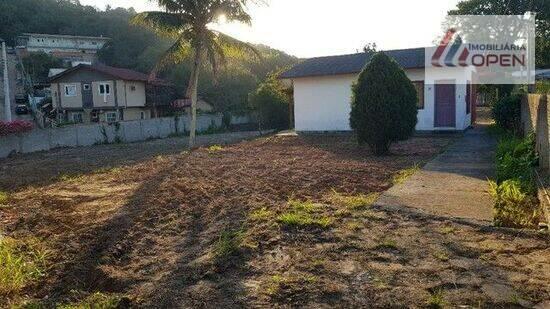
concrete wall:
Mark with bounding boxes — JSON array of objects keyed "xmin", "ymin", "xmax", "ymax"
[
  {"xmin": 521, "ymin": 94, "xmax": 550, "ymax": 173},
  {"xmin": 0, "ymin": 113, "xmax": 248, "ymax": 158},
  {"xmin": 290, "ymin": 67, "xmax": 471, "ymax": 132}
]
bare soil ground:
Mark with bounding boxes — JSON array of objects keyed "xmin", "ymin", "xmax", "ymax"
[{"xmin": 1, "ymin": 134, "xmax": 549, "ymax": 308}]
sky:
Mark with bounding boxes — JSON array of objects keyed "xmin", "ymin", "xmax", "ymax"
[{"xmin": 79, "ymin": 0, "xmax": 463, "ymax": 58}]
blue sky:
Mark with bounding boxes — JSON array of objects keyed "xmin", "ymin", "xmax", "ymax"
[{"xmin": 80, "ymin": 0, "xmax": 462, "ymax": 58}]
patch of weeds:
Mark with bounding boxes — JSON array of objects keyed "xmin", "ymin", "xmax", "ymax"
[
  {"xmin": 213, "ymin": 229, "xmax": 244, "ymax": 259},
  {"xmin": 392, "ymin": 164, "xmax": 420, "ymax": 185},
  {"xmin": 372, "ymin": 276, "xmax": 389, "ymax": 289},
  {"xmin": 57, "ymin": 173, "xmax": 84, "ymax": 182},
  {"xmin": 345, "ymin": 221, "xmax": 363, "ymax": 231},
  {"xmin": 0, "ymin": 191, "xmax": 9, "ymax": 205},
  {"xmin": 327, "ymin": 190, "xmax": 379, "ymax": 210},
  {"xmin": 375, "ymin": 238, "xmax": 398, "ymax": 250},
  {"xmin": 94, "ymin": 167, "xmax": 122, "ymax": 175},
  {"xmin": 439, "ymin": 226, "xmax": 456, "ymax": 235},
  {"xmin": 334, "ymin": 208, "xmax": 352, "ymax": 217},
  {"xmin": 425, "ymin": 289, "xmax": 447, "ymax": 308},
  {"xmin": 249, "ymin": 207, "xmax": 274, "ymax": 221},
  {"xmin": 58, "ymin": 292, "xmax": 125, "ymax": 309},
  {"xmin": 277, "ymin": 199, "xmax": 332, "ymax": 229},
  {"xmin": 0, "ymin": 237, "xmax": 49, "ymax": 297},
  {"xmin": 266, "ymin": 273, "xmax": 317, "ymax": 299},
  {"xmin": 432, "ymin": 250, "xmax": 449, "ymax": 262},
  {"xmin": 207, "ymin": 145, "xmax": 224, "ymax": 152},
  {"xmin": 488, "ymin": 179, "xmax": 541, "ymax": 228}
]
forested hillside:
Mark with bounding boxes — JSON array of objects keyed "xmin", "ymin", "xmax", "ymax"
[{"xmin": 0, "ymin": 0, "xmax": 298, "ymax": 113}]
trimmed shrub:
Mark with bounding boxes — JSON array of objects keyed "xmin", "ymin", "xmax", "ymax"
[
  {"xmin": 350, "ymin": 52, "xmax": 418, "ymax": 155},
  {"xmin": 491, "ymin": 94, "xmax": 521, "ymax": 134},
  {"xmin": 0, "ymin": 120, "xmax": 34, "ymax": 136},
  {"xmin": 249, "ymin": 75, "xmax": 290, "ymax": 131}
]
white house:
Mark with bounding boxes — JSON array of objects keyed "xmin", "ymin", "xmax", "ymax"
[{"xmin": 280, "ymin": 48, "xmax": 476, "ymax": 132}]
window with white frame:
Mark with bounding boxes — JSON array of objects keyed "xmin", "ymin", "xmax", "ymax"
[
  {"xmin": 64, "ymin": 84, "xmax": 77, "ymax": 97},
  {"xmin": 72, "ymin": 113, "xmax": 83, "ymax": 123},
  {"xmin": 99, "ymin": 83, "xmax": 111, "ymax": 95},
  {"xmin": 105, "ymin": 112, "xmax": 117, "ymax": 123}
]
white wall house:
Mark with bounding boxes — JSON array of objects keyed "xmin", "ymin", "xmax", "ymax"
[{"xmin": 281, "ymin": 48, "xmax": 476, "ymax": 132}]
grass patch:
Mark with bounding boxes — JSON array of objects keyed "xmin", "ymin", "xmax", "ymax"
[
  {"xmin": 392, "ymin": 164, "xmax": 420, "ymax": 185},
  {"xmin": 345, "ymin": 221, "xmax": 363, "ymax": 231},
  {"xmin": 213, "ymin": 229, "xmax": 244, "ymax": 259},
  {"xmin": 426, "ymin": 289, "xmax": 447, "ymax": 308},
  {"xmin": 0, "ymin": 237, "xmax": 48, "ymax": 297},
  {"xmin": 375, "ymin": 238, "xmax": 398, "ymax": 250},
  {"xmin": 0, "ymin": 191, "xmax": 9, "ymax": 205},
  {"xmin": 439, "ymin": 226, "xmax": 456, "ymax": 235},
  {"xmin": 326, "ymin": 190, "xmax": 379, "ymax": 210},
  {"xmin": 277, "ymin": 199, "xmax": 332, "ymax": 229},
  {"xmin": 249, "ymin": 207, "xmax": 274, "ymax": 221},
  {"xmin": 432, "ymin": 250, "xmax": 449, "ymax": 262},
  {"xmin": 58, "ymin": 292, "xmax": 124, "ymax": 309},
  {"xmin": 207, "ymin": 145, "xmax": 224, "ymax": 152},
  {"xmin": 488, "ymin": 179, "xmax": 541, "ymax": 228},
  {"xmin": 56, "ymin": 173, "xmax": 84, "ymax": 182}
]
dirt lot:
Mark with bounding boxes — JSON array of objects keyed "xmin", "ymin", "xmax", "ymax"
[{"xmin": 1, "ymin": 134, "xmax": 549, "ymax": 308}]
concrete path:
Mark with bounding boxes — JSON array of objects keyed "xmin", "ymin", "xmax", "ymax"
[{"xmin": 377, "ymin": 126, "xmax": 497, "ymax": 222}]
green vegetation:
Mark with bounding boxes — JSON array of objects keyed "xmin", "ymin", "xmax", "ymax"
[
  {"xmin": 432, "ymin": 250, "xmax": 450, "ymax": 262},
  {"xmin": 449, "ymin": 0, "xmax": 549, "ymax": 68},
  {"xmin": 376, "ymin": 239, "xmax": 398, "ymax": 250},
  {"xmin": 489, "ymin": 132, "xmax": 541, "ymax": 228},
  {"xmin": 249, "ymin": 207, "xmax": 274, "ymax": 221},
  {"xmin": 207, "ymin": 145, "xmax": 224, "ymax": 152},
  {"xmin": 425, "ymin": 289, "xmax": 447, "ymax": 309},
  {"xmin": 491, "ymin": 94, "xmax": 522, "ymax": 134},
  {"xmin": 0, "ymin": 237, "xmax": 48, "ymax": 297},
  {"xmin": 248, "ymin": 73, "xmax": 291, "ymax": 131},
  {"xmin": 213, "ymin": 230, "xmax": 244, "ymax": 259},
  {"xmin": 392, "ymin": 164, "xmax": 420, "ymax": 185},
  {"xmin": 350, "ymin": 52, "xmax": 418, "ymax": 155},
  {"xmin": 326, "ymin": 190, "xmax": 379, "ymax": 210},
  {"xmin": 58, "ymin": 292, "xmax": 124, "ymax": 309},
  {"xmin": 277, "ymin": 199, "xmax": 332, "ymax": 229},
  {"xmin": 0, "ymin": 191, "xmax": 9, "ymax": 205},
  {"xmin": 21, "ymin": 52, "xmax": 65, "ymax": 83}
]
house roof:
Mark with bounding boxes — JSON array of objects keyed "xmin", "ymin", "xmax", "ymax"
[
  {"xmin": 280, "ymin": 47, "xmax": 426, "ymax": 79},
  {"xmin": 20, "ymin": 33, "xmax": 110, "ymax": 41},
  {"xmin": 48, "ymin": 64, "xmax": 169, "ymax": 85}
]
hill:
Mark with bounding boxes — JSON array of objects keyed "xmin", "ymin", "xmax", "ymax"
[{"xmin": 0, "ymin": 0, "xmax": 298, "ymax": 113}]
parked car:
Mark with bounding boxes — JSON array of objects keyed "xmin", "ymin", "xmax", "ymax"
[{"xmin": 15, "ymin": 105, "xmax": 29, "ymax": 115}]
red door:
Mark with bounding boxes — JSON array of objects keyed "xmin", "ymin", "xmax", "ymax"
[{"xmin": 434, "ymin": 83, "xmax": 456, "ymax": 127}]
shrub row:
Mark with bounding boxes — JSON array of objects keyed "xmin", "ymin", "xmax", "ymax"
[
  {"xmin": 489, "ymin": 133, "xmax": 541, "ymax": 228},
  {"xmin": 0, "ymin": 120, "xmax": 34, "ymax": 136}
]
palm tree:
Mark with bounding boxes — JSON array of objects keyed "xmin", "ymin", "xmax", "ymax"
[{"xmin": 132, "ymin": 0, "xmax": 260, "ymax": 148}]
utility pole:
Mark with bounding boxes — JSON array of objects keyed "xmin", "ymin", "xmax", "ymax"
[{"xmin": 1, "ymin": 39, "xmax": 12, "ymax": 122}]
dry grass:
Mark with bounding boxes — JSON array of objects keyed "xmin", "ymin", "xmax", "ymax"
[{"xmin": 392, "ymin": 163, "xmax": 421, "ymax": 185}]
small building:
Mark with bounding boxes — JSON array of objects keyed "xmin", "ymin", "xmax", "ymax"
[
  {"xmin": 49, "ymin": 64, "xmax": 170, "ymax": 124},
  {"xmin": 173, "ymin": 97, "xmax": 214, "ymax": 114},
  {"xmin": 16, "ymin": 33, "xmax": 110, "ymax": 65},
  {"xmin": 280, "ymin": 48, "xmax": 476, "ymax": 132}
]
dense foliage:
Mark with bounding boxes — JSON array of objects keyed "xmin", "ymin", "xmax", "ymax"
[
  {"xmin": 489, "ymin": 134, "xmax": 540, "ymax": 228},
  {"xmin": 449, "ymin": 0, "xmax": 550, "ymax": 68},
  {"xmin": 0, "ymin": 120, "xmax": 34, "ymax": 136},
  {"xmin": 491, "ymin": 94, "xmax": 522, "ymax": 134},
  {"xmin": 349, "ymin": 52, "xmax": 418, "ymax": 155},
  {"xmin": 248, "ymin": 74, "xmax": 290, "ymax": 130},
  {"xmin": 0, "ymin": 0, "xmax": 297, "ymax": 114},
  {"xmin": 21, "ymin": 52, "xmax": 65, "ymax": 83}
]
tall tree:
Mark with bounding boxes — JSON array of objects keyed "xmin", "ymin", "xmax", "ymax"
[
  {"xmin": 132, "ymin": 0, "xmax": 261, "ymax": 147},
  {"xmin": 449, "ymin": 0, "xmax": 550, "ymax": 68}
]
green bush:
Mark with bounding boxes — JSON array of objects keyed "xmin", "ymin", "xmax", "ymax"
[
  {"xmin": 349, "ymin": 52, "xmax": 417, "ymax": 155},
  {"xmin": 488, "ymin": 180, "xmax": 541, "ymax": 228},
  {"xmin": 249, "ymin": 75, "xmax": 290, "ymax": 131},
  {"xmin": 491, "ymin": 94, "xmax": 522, "ymax": 134},
  {"xmin": 495, "ymin": 134, "xmax": 538, "ymax": 191}
]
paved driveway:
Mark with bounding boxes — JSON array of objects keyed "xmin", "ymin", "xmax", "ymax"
[{"xmin": 377, "ymin": 125, "xmax": 497, "ymax": 222}]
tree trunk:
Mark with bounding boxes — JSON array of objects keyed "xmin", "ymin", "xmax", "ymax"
[{"xmin": 186, "ymin": 46, "xmax": 202, "ymax": 148}]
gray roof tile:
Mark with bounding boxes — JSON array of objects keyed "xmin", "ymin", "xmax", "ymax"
[{"xmin": 280, "ymin": 48, "xmax": 425, "ymax": 79}]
